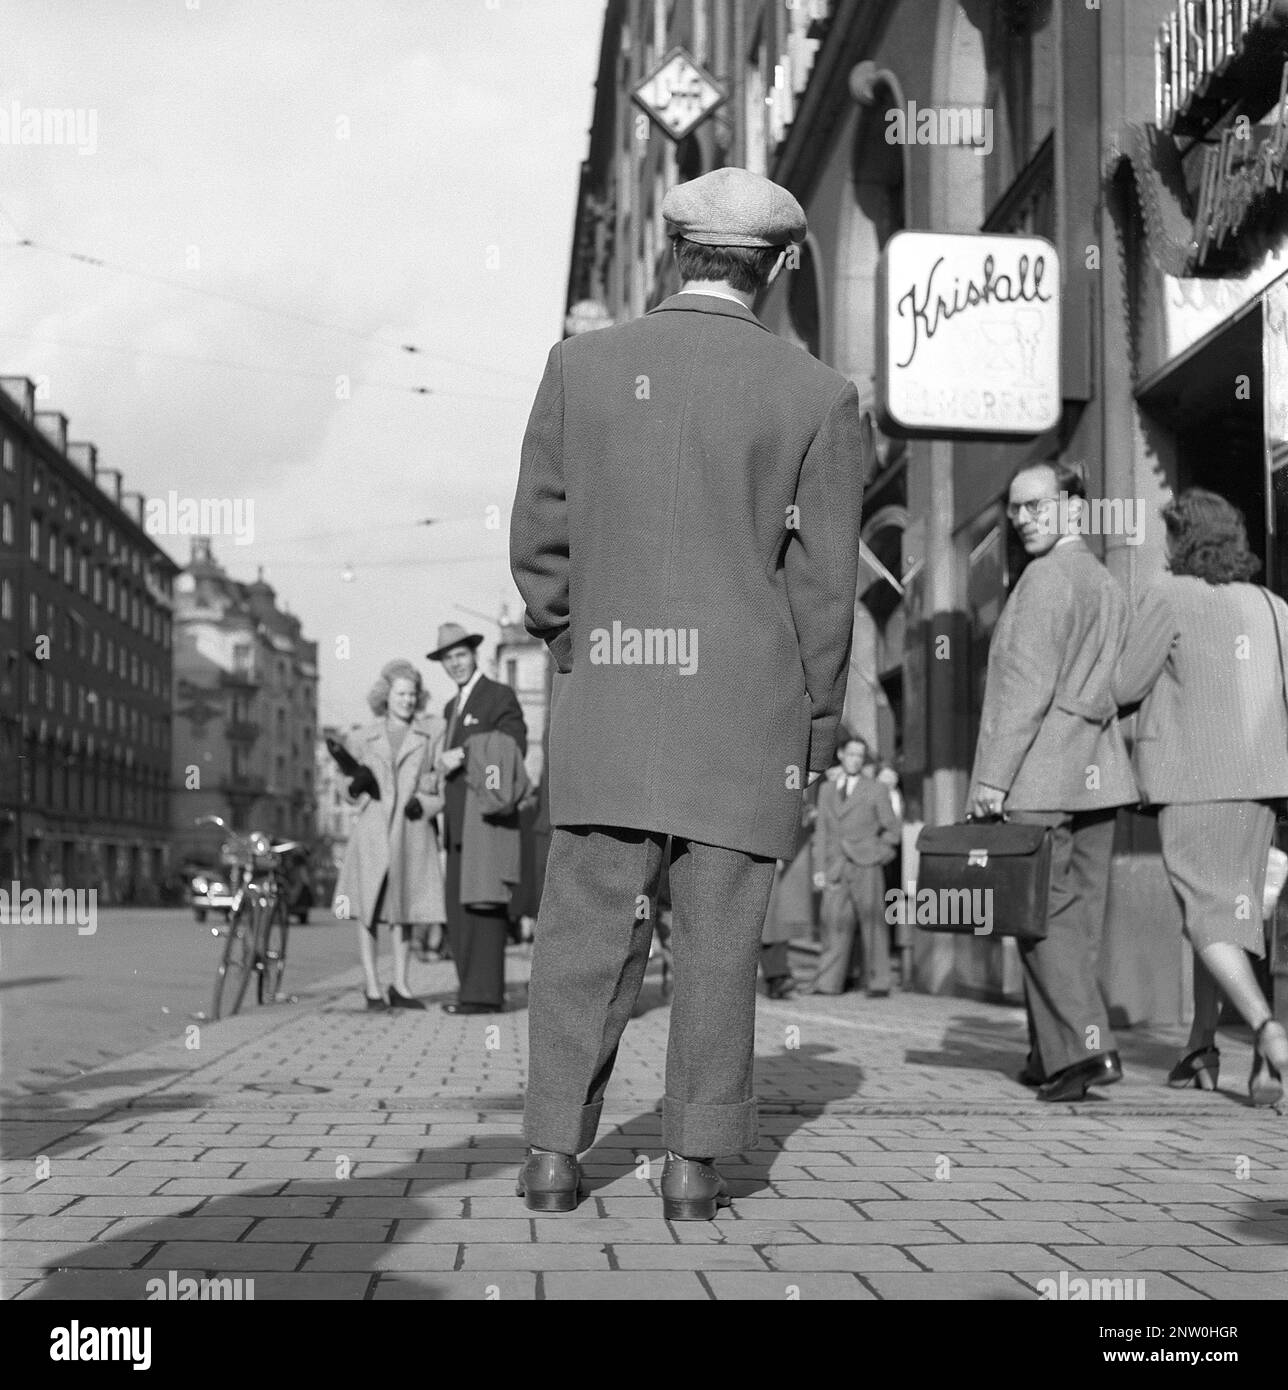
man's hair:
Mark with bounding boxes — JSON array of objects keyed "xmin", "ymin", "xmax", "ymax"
[
  {"xmin": 672, "ymin": 236, "xmax": 784, "ymax": 293},
  {"xmin": 1009, "ymin": 457, "xmax": 1087, "ymax": 501},
  {"xmin": 1162, "ymin": 487, "xmax": 1260, "ymax": 585}
]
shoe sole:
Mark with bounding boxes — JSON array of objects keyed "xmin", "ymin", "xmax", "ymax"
[
  {"xmin": 517, "ymin": 1186, "xmax": 581, "ymax": 1212},
  {"xmin": 662, "ymin": 1195, "xmax": 732, "ymax": 1221}
]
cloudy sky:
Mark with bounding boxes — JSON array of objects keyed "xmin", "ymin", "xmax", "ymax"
[{"xmin": 0, "ymin": 0, "xmax": 603, "ymax": 724}]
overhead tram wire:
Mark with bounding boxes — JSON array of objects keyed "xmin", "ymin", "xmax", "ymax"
[
  {"xmin": 0, "ymin": 329, "xmax": 530, "ymax": 402},
  {"xmin": 2, "ymin": 234, "xmax": 541, "ymax": 387}
]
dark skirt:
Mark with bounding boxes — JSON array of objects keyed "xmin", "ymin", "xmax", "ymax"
[{"xmin": 1157, "ymin": 801, "xmax": 1274, "ymax": 956}]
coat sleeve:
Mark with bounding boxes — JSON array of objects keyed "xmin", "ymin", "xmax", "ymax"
[
  {"xmin": 784, "ymin": 380, "xmax": 870, "ymax": 772},
  {"xmin": 492, "ymin": 683, "xmax": 529, "ymax": 756},
  {"xmin": 1113, "ymin": 583, "xmax": 1178, "ymax": 708},
  {"xmin": 971, "ymin": 561, "xmax": 1073, "ymax": 793},
  {"xmin": 510, "ymin": 342, "xmax": 572, "ymax": 673},
  {"xmin": 414, "ymin": 743, "xmax": 445, "ymax": 819}
]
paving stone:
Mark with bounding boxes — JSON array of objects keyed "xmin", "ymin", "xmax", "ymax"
[
  {"xmin": 371, "ymin": 1272, "xmax": 537, "ymax": 1299},
  {"xmin": 907, "ymin": 1244, "xmax": 1065, "ymax": 1272},
  {"xmin": 703, "ymin": 1272, "xmax": 873, "ymax": 1299},
  {"xmin": 99, "ymin": 1217, "xmax": 254, "ymax": 1241},
  {"xmin": 609, "ymin": 1244, "xmax": 773, "ymax": 1270},
  {"xmin": 864, "ymin": 1272, "xmax": 1033, "ymax": 1300},
  {"xmin": 3, "ymin": 1240, "xmax": 155, "ymax": 1269},
  {"xmin": 542, "ymin": 1271, "xmax": 708, "ymax": 1299},
  {"xmin": 139, "ymin": 1242, "xmax": 307, "ymax": 1271},
  {"xmin": 763, "ymin": 1244, "xmax": 921, "ymax": 1272},
  {"xmin": 245, "ymin": 1218, "xmax": 393, "ymax": 1243},
  {"xmin": 303, "ymin": 1243, "xmax": 461, "ymax": 1271}
]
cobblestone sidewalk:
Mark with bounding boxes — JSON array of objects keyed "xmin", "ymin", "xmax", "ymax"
[{"xmin": 3, "ymin": 949, "xmax": 1287, "ymax": 1300}]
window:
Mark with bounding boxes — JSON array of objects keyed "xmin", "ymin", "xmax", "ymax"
[
  {"xmin": 26, "ymin": 666, "xmax": 36, "ymax": 704},
  {"xmin": 48, "ymin": 530, "xmax": 58, "ymax": 575},
  {"xmin": 131, "ymin": 594, "xmax": 139, "ymax": 629},
  {"xmin": 1, "ymin": 500, "xmax": 12, "ymax": 544},
  {"xmin": 29, "ymin": 516, "xmax": 40, "ymax": 561},
  {"xmin": 1, "ymin": 437, "xmax": 13, "ymax": 472},
  {"xmin": 106, "ymin": 639, "xmax": 114, "ymax": 675},
  {"xmin": 119, "ymin": 585, "xmax": 128, "ymax": 621},
  {"xmin": 63, "ymin": 679, "xmax": 71, "ymax": 715},
  {"xmin": 106, "ymin": 575, "xmax": 116, "ymax": 612},
  {"xmin": 63, "ymin": 544, "xmax": 74, "ymax": 586},
  {"xmin": 93, "ymin": 518, "xmax": 102, "ymax": 546},
  {"xmin": 79, "ymin": 555, "xmax": 89, "ymax": 594},
  {"xmin": 91, "ymin": 631, "xmax": 100, "ymax": 664},
  {"xmin": 92, "ymin": 566, "xmax": 102, "ymax": 605},
  {"xmin": 0, "ymin": 577, "xmax": 11, "ymax": 620},
  {"xmin": 45, "ymin": 672, "xmax": 54, "ymax": 710},
  {"xmin": 28, "ymin": 592, "xmax": 37, "ymax": 631}
]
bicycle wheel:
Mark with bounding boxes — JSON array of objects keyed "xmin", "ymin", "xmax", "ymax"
[
  {"xmin": 211, "ymin": 897, "xmax": 258, "ymax": 1020},
  {"xmin": 258, "ymin": 896, "xmax": 289, "ymax": 1004}
]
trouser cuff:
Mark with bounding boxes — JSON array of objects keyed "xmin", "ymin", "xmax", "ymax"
[
  {"xmin": 523, "ymin": 1096, "xmax": 603, "ymax": 1156},
  {"xmin": 662, "ymin": 1096, "xmax": 758, "ymax": 1158}
]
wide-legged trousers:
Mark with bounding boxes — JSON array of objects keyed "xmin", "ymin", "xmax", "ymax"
[
  {"xmin": 524, "ymin": 825, "xmax": 776, "ymax": 1158},
  {"xmin": 1009, "ymin": 808, "xmax": 1118, "ymax": 1077},
  {"xmin": 444, "ymin": 843, "xmax": 509, "ymax": 1009}
]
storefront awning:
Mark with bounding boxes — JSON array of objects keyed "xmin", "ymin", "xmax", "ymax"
[{"xmin": 1110, "ymin": 122, "xmax": 1199, "ymax": 278}]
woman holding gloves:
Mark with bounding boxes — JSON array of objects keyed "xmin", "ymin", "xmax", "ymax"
[{"xmin": 335, "ymin": 659, "xmax": 446, "ymax": 1009}]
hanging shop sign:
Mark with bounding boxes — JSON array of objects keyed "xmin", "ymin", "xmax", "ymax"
[
  {"xmin": 875, "ymin": 231, "xmax": 1061, "ymax": 439},
  {"xmin": 630, "ymin": 47, "xmax": 726, "ymax": 143}
]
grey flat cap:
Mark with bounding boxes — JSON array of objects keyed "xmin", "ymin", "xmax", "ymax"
[{"xmin": 662, "ymin": 166, "xmax": 806, "ymax": 248}]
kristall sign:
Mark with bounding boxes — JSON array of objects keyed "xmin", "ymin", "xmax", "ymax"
[{"xmin": 876, "ymin": 231, "xmax": 1061, "ymax": 438}]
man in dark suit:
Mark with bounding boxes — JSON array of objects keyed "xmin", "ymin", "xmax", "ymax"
[
  {"xmin": 806, "ymin": 733, "xmax": 901, "ymax": 997},
  {"xmin": 968, "ymin": 461, "xmax": 1137, "ymax": 1102},
  {"xmin": 428, "ymin": 622, "xmax": 527, "ymax": 1015},
  {"xmin": 510, "ymin": 167, "xmax": 869, "ymax": 1219}
]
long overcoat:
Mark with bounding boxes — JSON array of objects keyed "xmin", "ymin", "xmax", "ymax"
[
  {"xmin": 510, "ymin": 292, "xmax": 869, "ymax": 861},
  {"xmin": 335, "ymin": 720, "xmax": 445, "ymax": 926}
]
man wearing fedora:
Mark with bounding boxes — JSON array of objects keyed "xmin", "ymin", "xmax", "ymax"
[
  {"xmin": 510, "ymin": 166, "xmax": 869, "ymax": 1219},
  {"xmin": 427, "ymin": 622, "xmax": 528, "ymax": 1015}
]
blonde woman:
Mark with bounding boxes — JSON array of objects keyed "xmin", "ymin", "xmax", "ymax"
[{"xmin": 335, "ymin": 660, "xmax": 446, "ymax": 1009}]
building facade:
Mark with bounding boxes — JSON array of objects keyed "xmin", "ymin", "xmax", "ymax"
[
  {"xmin": 171, "ymin": 538, "xmax": 319, "ymax": 866},
  {"xmin": 0, "ymin": 376, "xmax": 178, "ymax": 901},
  {"xmin": 568, "ymin": 0, "xmax": 1288, "ymax": 1018}
]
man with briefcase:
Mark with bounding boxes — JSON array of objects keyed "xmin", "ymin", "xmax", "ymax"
[{"xmin": 966, "ymin": 461, "xmax": 1137, "ymax": 1103}]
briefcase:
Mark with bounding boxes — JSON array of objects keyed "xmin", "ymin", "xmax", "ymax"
[{"xmin": 912, "ymin": 817, "xmax": 1052, "ymax": 941}]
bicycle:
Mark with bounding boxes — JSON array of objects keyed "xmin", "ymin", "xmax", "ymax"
[{"xmin": 197, "ymin": 815, "xmax": 302, "ymax": 1020}]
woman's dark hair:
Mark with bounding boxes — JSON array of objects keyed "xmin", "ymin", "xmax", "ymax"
[
  {"xmin": 1162, "ymin": 487, "xmax": 1260, "ymax": 585},
  {"xmin": 672, "ymin": 236, "xmax": 784, "ymax": 293}
]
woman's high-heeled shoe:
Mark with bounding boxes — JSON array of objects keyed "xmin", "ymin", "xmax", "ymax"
[
  {"xmin": 1167, "ymin": 1045, "xmax": 1219, "ymax": 1091},
  {"xmin": 1249, "ymin": 1020, "xmax": 1287, "ymax": 1108}
]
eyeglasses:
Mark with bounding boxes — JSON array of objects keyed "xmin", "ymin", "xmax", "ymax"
[{"xmin": 1005, "ymin": 497, "xmax": 1058, "ymax": 522}]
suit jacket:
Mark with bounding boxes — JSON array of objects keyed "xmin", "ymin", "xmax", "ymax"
[
  {"xmin": 334, "ymin": 720, "xmax": 445, "ymax": 925},
  {"xmin": 509, "ymin": 291, "xmax": 870, "ymax": 860},
  {"xmin": 441, "ymin": 673, "xmax": 527, "ymax": 844},
  {"xmin": 814, "ymin": 774, "xmax": 901, "ymax": 885},
  {"xmin": 971, "ymin": 536, "xmax": 1136, "ymax": 811},
  {"xmin": 1113, "ymin": 575, "xmax": 1288, "ymax": 804}
]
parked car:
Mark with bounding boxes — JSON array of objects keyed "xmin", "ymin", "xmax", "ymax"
[{"xmin": 188, "ymin": 866, "xmax": 235, "ymax": 923}]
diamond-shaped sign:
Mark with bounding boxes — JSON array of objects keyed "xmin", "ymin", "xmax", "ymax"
[{"xmin": 631, "ymin": 46, "xmax": 727, "ymax": 143}]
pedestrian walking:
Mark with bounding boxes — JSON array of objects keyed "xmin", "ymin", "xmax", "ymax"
[
  {"xmin": 510, "ymin": 166, "xmax": 868, "ymax": 1219},
  {"xmin": 968, "ymin": 460, "xmax": 1137, "ymax": 1102},
  {"xmin": 334, "ymin": 659, "xmax": 445, "ymax": 1010},
  {"xmin": 428, "ymin": 622, "xmax": 528, "ymax": 1015},
  {"xmin": 1114, "ymin": 488, "xmax": 1288, "ymax": 1105},
  {"xmin": 805, "ymin": 733, "xmax": 900, "ymax": 997}
]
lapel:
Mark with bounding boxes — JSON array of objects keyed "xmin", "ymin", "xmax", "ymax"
[
  {"xmin": 457, "ymin": 675, "xmax": 487, "ymax": 731},
  {"xmin": 361, "ymin": 723, "xmax": 390, "ymax": 776},
  {"xmin": 391, "ymin": 722, "xmax": 426, "ymax": 771},
  {"xmin": 646, "ymin": 292, "xmax": 772, "ymax": 335}
]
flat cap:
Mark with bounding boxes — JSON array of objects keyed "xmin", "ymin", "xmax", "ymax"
[{"xmin": 662, "ymin": 166, "xmax": 806, "ymax": 248}]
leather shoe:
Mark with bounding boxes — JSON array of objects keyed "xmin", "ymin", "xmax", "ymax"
[
  {"xmin": 1037, "ymin": 1052, "xmax": 1122, "ymax": 1103},
  {"xmin": 660, "ymin": 1153, "xmax": 732, "ymax": 1222},
  {"xmin": 387, "ymin": 987, "xmax": 425, "ymax": 1010},
  {"xmin": 515, "ymin": 1149, "xmax": 581, "ymax": 1212},
  {"xmin": 443, "ymin": 1000, "xmax": 502, "ymax": 1015},
  {"xmin": 1017, "ymin": 1055, "xmax": 1044, "ymax": 1087}
]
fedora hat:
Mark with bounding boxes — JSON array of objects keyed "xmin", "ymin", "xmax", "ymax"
[{"xmin": 426, "ymin": 622, "xmax": 484, "ymax": 662}]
